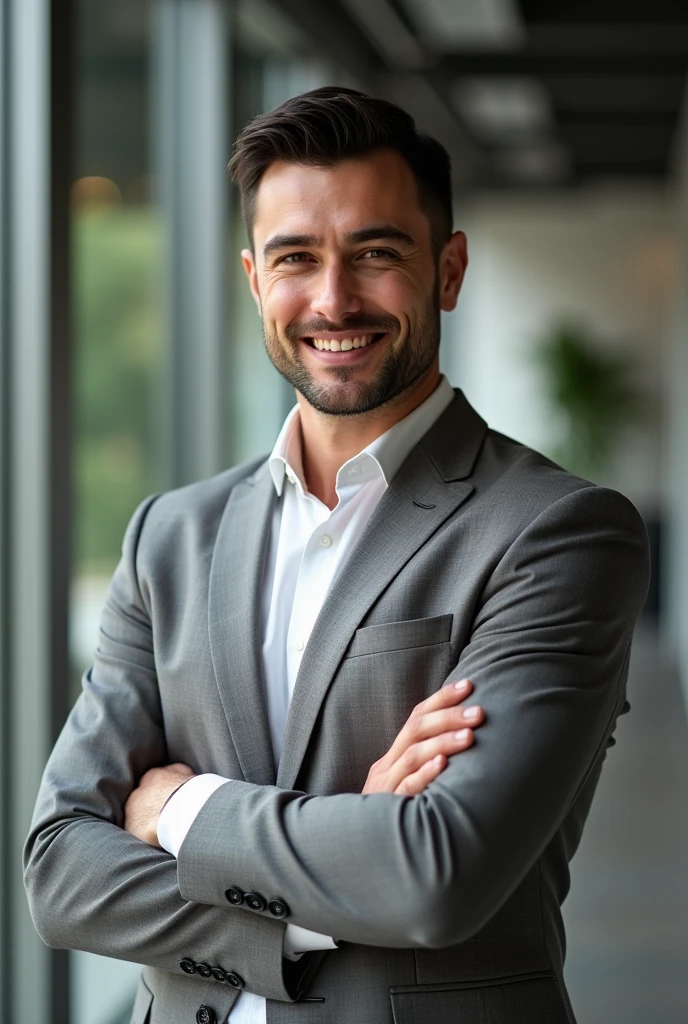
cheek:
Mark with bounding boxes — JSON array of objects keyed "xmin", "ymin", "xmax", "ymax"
[
  {"xmin": 367, "ymin": 270, "xmax": 426, "ymax": 315},
  {"xmin": 261, "ymin": 276, "xmax": 312, "ymax": 327}
]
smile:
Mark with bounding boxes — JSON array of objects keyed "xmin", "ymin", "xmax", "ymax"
[{"xmin": 303, "ymin": 333, "xmax": 386, "ymax": 352}]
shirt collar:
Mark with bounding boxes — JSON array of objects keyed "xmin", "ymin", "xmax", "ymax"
[{"xmin": 268, "ymin": 375, "xmax": 455, "ymax": 498}]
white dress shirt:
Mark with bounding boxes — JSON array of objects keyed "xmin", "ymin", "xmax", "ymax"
[{"xmin": 157, "ymin": 375, "xmax": 455, "ymax": 1022}]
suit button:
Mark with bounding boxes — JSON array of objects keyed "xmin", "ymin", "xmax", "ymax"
[
  {"xmin": 225, "ymin": 885, "xmax": 245, "ymax": 906},
  {"xmin": 196, "ymin": 1007, "xmax": 216, "ymax": 1024},
  {"xmin": 244, "ymin": 891, "xmax": 266, "ymax": 911},
  {"xmin": 195, "ymin": 961, "xmax": 212, "ymax": 978},
  {"xmin": 211, "ymin": 966, "xmax": 227, "ymax": 983},
  {"xmin": 268, "ymin": 898, "xmax": 290, "ymax": 919},
  {"xmin": 179, "ymin": 957, "xmax": 196, "ymax": 974},
  {"xmin": 226, "ymin": 971, "xmax": 245, "ymax": 989}
]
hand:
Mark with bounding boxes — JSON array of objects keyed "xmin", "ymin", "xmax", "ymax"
[
  {"xmin": 123, "ymin": 762, "xmax": 196, "ymax": 846},
  {"xmin": 362, "ymin": 679, "xmax": 485, "ymax": 796}
]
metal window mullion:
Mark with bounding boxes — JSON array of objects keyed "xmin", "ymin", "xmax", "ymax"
[
  {"xmin": 1, "ymin": 0, "xmax": 72, "ymax": 1020},
  {"xmin": 154, "ymin": 0, "xmax": 230, "ymax": 489}
]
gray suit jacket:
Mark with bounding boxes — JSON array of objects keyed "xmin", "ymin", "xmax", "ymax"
[{"xmin": 24, "ymin": 390, "xmax": 650, "ymax": 1024}]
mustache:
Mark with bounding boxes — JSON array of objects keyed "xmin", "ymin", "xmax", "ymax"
[{"xmin": 285, "ymin": 313, "xmax": 400, "ymax": 341}]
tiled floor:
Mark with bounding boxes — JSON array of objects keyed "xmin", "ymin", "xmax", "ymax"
[{"xmin": 563, "ymin": 625, "xmax": 688, "ymax": 1023}]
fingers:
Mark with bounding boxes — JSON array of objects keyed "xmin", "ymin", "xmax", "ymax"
[
  {"xmin": 385, "ymin": 726, "xmax": 476, "ymax": 795},
  {"xmin": 415, "ymin": 678, "xmax": 474, "ymax": 716},
  {"xmin": 395, "ymin": 754, "xmax": 446, "ymax": 796},
  {"xmin": 380, "ymin": 679, "xmax": 482, "ymax": 770}
]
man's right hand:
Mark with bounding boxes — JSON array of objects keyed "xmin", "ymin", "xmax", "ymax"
[{"xmin": 362, "ymin": 679, "xmax": 485, "ymax": 796}]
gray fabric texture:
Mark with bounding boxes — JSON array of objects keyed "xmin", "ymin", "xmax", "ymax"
[{"xmin": 24, "ymin": 390, "xmax": 650, "ymax": 1024}]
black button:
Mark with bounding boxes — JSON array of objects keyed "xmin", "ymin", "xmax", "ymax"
[
  {"xmin": 244, "ymin": 891, "xmax": 266, "ymax": 911},
  {"xmin": 226, "ymin": 971, "xmax": 245, "ymax": 989},
  {"xmin": 196, "ymin": 1007, "xmax": 216, "ymax": 1024},
  {"xmin": 268, "ymin": 898, "xmax": 290, "ymax": 919},
  {"xmin": 195, "ymin": 961, "xmax": 212, "ymax": 978},
  {"xmin": 179, "ymin": 957, "xmax": 196, "ymax": 975},
  {"xmin": 225, "ymin": 885, "xmax": 245, "ymax": 906},
  {"xmin": 210, "ymin": 966, "xmax": 227, "ymax": 983}
]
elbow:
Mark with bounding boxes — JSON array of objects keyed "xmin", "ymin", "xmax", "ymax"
[
  {"xmin": 23, "ymin": 828, "xmax": 73, "ymax": 950},
  {"xmin": 386, "ymin": 865, "xmax": 490, "ymax": 948},
  {"xmin": 404, "ymin": 893, "xmax": 487, "ymax": 949},
  {"xmin": 393, "ymin": 796, "xmax": 493, "ymax": 948}
]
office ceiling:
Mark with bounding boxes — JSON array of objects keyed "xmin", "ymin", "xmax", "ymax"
[{"xmin": 273, "ymin": 0, "xmax": 688, "ymax": 192}]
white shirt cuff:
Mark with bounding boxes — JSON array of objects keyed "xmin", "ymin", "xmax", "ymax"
[
  {"xmin": 157, "ymin": 773, "xmax": 229, "ymax": 856},
  {"xmin": 156, "ymin": 772, "xmax": 339, "ymax": 960},
  {"xmin": 282, "ymin": 925, "xmax": 339, "ymax": 961}
]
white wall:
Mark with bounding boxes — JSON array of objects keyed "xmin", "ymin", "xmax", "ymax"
[
  {"xmin": 666, "ymin": 95, "xmax": 688, "ymax": 701},
  {"xmin": 445, "ymin": 187, "xmax": 678, "ymax": 514}
]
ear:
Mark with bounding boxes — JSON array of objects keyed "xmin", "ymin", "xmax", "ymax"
[
  {"xmin": 241, "ymin": 248, "xmax": 263, "ymax": 316},
  {"xmin": 438, "ymin": 231, "xmax": 468, "ymax": 313}
]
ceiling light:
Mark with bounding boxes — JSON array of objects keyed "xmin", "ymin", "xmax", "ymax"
[
  {"xmin": 400, "ymin": 0, "xmax": 524, "ymax": 51},
  {"xmin": 493, "ymin": 144, "xmax": 570, "ymax": 183},
  {"xmin": 453, "ymin": 77, "xmax": 552, "ymax": 139}
]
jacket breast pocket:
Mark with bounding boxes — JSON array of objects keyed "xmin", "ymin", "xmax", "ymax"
[
  {"xmin": 129, "ymin": 975, "xmax": 153, "ymax": 1024},
  {"xmin": 346, "ymin": 614, "xmax": 453, "ymax": 658},
  {"xmin": 390, "ymin": 970, "xmax": 573, "ymax": 1024}
]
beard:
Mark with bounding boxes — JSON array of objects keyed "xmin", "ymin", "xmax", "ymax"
[{"xmin": 261, "ymin": 282, "xmax": 441, "ymax": 417}]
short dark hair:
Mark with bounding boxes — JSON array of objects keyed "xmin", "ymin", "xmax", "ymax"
[{"xmin": 229, "ymin": 86, "xmax": 453, "ymax": 255}]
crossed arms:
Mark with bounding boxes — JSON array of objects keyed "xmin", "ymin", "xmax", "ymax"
[{"xmin": 23, "ymin": 483, "xmax": 649, "ymax": 996}]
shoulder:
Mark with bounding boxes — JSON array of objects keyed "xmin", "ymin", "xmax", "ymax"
[
  {"xmin": 120, "ymin": 455, "xmax": 268, "ymax": 560},
  {"xmin": 476, "ymin": 427, "xmax": 646, "ymax": 540}
]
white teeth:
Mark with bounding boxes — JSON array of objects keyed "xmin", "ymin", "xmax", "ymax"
[{"xmin": 310, "ymin": 334, "xmax": 377, "ymax": 351}]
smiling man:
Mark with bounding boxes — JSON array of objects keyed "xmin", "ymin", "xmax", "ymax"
[{"xmin": 25, "ymin": 88, "xmax": 649, "ymax": 1024}]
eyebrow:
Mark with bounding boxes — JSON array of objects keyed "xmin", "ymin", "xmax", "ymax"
[
  {"xmin": 345, "ymin": 225, "xmax": 416, "ymax": 247},
  {"xmin": 262, "ymin": 224, "xmax": 416, "ymax": 260}
]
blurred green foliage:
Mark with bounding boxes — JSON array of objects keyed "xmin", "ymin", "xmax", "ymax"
[
  {"xmin": 74, "ymin": 206, "xmax": 164, "ymax": 571},
  {"xmin": 533, "ymin": 322, "xmax": 644, "ymax": 479}
]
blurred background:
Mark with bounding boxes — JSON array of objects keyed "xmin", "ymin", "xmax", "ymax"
[{"xmin": 1, "ymin": 1, "xmax": 687, "ymax": 1022}]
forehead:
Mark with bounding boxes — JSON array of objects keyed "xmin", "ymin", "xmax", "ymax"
[{"xmin": 252, "ymin": 149, "xmax": 430, "ymax": 245}]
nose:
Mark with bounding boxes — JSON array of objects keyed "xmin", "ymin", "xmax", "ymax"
[{"xmin": 309, "ymin": 261, "xmax": 362, "ymax": 324}]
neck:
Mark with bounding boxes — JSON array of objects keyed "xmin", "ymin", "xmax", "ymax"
[{"xmin": 297, "ymin": 363, "xmax": 441, "ymax": 510}]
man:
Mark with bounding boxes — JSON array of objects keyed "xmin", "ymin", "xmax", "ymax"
[{"xmin": 25, "ymin": 88, "xmax": 649, "ymax": 1024}]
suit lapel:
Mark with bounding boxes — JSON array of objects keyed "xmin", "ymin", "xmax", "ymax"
[
  {"xmin": 208, "ymin": 461, "xmax": 278, "ymax": 785},
  {"xmin": 276, "ymin": 390, "xmax": 488, "ymax": 791}
]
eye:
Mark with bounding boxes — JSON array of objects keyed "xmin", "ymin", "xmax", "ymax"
[
  {"xmin": 361, "ymin": 248, "xmax": 396, "ymax": 260},
  {"xmin": 280, "ymin": 252, "xmax": 314, "ymax": 264}
]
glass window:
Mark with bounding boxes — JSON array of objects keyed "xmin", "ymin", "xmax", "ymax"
[{"xmin": 70, "ymin": 2, "xmax": 163, "ymax": 1020}]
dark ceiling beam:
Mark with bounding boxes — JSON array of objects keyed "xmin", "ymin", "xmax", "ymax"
[
  {"xmin": 519, "ymin": 0, "xmax": 688, "ymax": 23},
  {"xmin": 522, "ymin": 25, "xmax": 688, "ymax": 55},
  {"xmin": 556, "ymin": 111, "xmax": 678, "ymax": 127},
  {"xmin": 546, "ymin": 75, "xmax": 684, "ymax": 112},
  {"xmin": 433, "ymin": 51, "xmax": 688, "ymax": 80},
  {"xmin": 574, "ymin": 160, "xmax": 668, "ymax": 175},
  {"xmin": 558, "ymin": 124, "xmax": 672, "ymax": 159}
]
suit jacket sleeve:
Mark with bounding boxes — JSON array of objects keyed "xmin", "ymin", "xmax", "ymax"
[
  {"xmin": 23, "ymin": 494, "xmax": 309, "ymax": 1002},
  {"xmin": 174, "ymin": 484, "xmax": 650, "ymax": 949}
]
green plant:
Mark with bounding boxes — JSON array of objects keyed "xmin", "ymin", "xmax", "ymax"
[{"xmin": 533, "ymin": 322, "xmax": 644, "ymax": 478}]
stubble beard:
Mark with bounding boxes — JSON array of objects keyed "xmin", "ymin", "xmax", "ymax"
[{"xmin": 261, "ymin": 283, "xmax": 441, "ymax": 417}]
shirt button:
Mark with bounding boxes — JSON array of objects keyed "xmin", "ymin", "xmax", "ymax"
[
  {"xmin": 319, "ymin": 534, "xmax": 332, "ymax": 547},
  {"xmin": 295, "ymin": 639, "xmax": 305, "ymax": 651}
]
